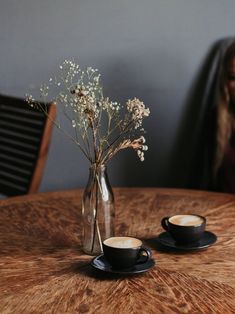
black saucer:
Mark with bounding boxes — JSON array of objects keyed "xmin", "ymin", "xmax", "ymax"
[
  {"xmin": 91, "ymin": 255, "xmax": 155, "ymax": 274},
  {"xmin": 158, "ymin": 231, "xmax": 217, "ymax": 251}
]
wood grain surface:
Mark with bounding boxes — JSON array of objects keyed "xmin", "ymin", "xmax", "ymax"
[{"xmin": 0, "ymin": 188, "xmax": 235, "ymax": 314}]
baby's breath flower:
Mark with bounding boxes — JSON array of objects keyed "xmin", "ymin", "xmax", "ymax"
[{"xmin": 126, "ymin": 98, "xmax": 150, "ymax": 128}]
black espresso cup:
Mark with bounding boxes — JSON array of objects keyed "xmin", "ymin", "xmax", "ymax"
[
  {"xmin": 103, "ymin": 236, "xmax": 152, "ymax": 269},
  {"xmin": 161, "ymin": 214, "xmax": 206, "ymax": 244}
]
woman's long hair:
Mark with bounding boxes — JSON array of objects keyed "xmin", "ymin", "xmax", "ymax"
[{"xmin": 214, "ymin": 42, "xmax": 235, "ymax": 180}]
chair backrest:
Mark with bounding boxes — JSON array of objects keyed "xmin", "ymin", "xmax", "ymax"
[{"xmin": 0, "ymin": 94, "xmax": 56, "ymax": 196}]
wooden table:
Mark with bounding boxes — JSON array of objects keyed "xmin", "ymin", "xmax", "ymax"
[{"xmin": 0, "ymin": 188, "xmax": 235, "ymax": 313}]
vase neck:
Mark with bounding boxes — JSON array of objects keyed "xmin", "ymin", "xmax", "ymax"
[
  {"xmin": 89, "ymin": 163, "xmax": 106, "ymax": 172},
  {"xmin": 88, "ymin": 164, "xmax": 107, "ymax": 182},
  {"xmin": 86, "ymin": 163, "xmax": 112, "ymax": 195}
]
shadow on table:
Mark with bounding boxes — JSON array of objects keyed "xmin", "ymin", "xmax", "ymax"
[
  {"xmin": 144, "ymin": 237, "xmax": 199, "ymax": 255},
  {"xmin": 70, "ymin": 259, "xmax": 151, "ymax": 280}
]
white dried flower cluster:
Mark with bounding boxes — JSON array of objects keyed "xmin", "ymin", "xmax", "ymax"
[
  {"xmin": 137, "ymin": 136, "xmax": 148, "ymax": 161},
  {"xmin": 101, "ymin": 98, "xmax": 120, "ymax": 112},
  {"xmin": 126, "ymin": 98, "xmax": 150, "ymax": 128},
  {"xmin": 128, "ymin": 136, "xmax": 148, "ymax": 161},
  {"xmin": 26, "ymin": 94, "xmax": 35, "ymax": 104},
  {"xmin": 26, "ymin": 60, "xmax": 150, "ymax": 165}
]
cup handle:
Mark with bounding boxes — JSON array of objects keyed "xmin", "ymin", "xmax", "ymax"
[
  {"xmin": 161, "ymin": 217, "xmax": 170, "ymax": 231},
  {"xmin": 137, "ymin": 247, "xmax": 152, "ymax": 264}
]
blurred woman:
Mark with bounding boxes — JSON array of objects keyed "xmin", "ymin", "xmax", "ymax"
[
  {"xmin": 213, "ymin": 42, "xmax": 235, "ymax": 192},
  {"xmin": 189, "ymin": 39, "xmax": 235, "ymax": 193}
]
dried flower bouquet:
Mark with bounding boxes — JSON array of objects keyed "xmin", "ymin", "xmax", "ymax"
[{"xmin": 26, "ymin": 60, "xmax": 150, "ymax": 254}]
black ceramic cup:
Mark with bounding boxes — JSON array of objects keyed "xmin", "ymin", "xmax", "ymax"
[
  {"xmin": 161, "ymin": 214, "xmax": 206, "ymax": 244},
  {"xmin": 103, "ymin": 236, "xmax": 152, "ymax": 269}
]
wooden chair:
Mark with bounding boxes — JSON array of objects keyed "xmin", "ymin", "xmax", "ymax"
[{"xmin": 0, "ymin": 94, "xmax": 56, "ymax": 196}]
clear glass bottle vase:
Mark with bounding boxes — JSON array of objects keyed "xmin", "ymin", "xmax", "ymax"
[{"xmin": 82, "ymin": 164, "xmax": 115, "ymax": 255}]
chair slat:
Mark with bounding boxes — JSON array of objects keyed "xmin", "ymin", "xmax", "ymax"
[
  {"xmin": 0, "ymin": 178, "xmax": 27, "ymax": 194},
  {"xmin": 0, "ymin": 160, "xmax": 32, "ymax": 176},
  {"xmin": 0, "ymin": 104, "xmax": 45, "ymax": 117},
  {"xmin": 0, "ymin": 120, "xmax": 42, "ymax": 135},
  {"xmin": 0, "ymin": 170, "xmax": 29, "ymax": 184},
  {"xmin": 0, "ymin": 152, "xmax": 34, "ymax": 168},
  {"xmin": 0, "ymin": 128, "xmax": 41, "ymax": 143},
  {"xmin": 0, "ymin": 137, "xmax": 39, "ymax": 152},
  {"xmin": 0, "ymin": 144, "xmax": 37, "ymax": 159},
  {"xmin": 0, "ymin": 112, "xmax": 44, "ymax": 127}
]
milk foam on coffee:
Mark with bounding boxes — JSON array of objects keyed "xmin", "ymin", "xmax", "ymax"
[
  {"xmin": 169, "ymin": 215, "xmax": 203, "ymax": 226},
  {"xmin": 104, "ymin": 237, "xmax": 142, "ymax": 248}
]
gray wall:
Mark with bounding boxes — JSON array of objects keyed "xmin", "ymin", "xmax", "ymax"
[{"xmin": 1, "ymin": 0, "xmax": 235, "ymax": 191}]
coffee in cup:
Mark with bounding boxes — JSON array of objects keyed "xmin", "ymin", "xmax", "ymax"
[
  {"xmin": 161, "ymin": 214, "xmax": 206, "ymax": 244},
  {"xmin": 103, "ymin": 236, "xmax": 152, "ymax": 269}
]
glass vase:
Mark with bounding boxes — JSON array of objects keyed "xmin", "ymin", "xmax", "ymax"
[{"xmin": 82, "ymin": 164, "xmax": 115, "ymax": 255}]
